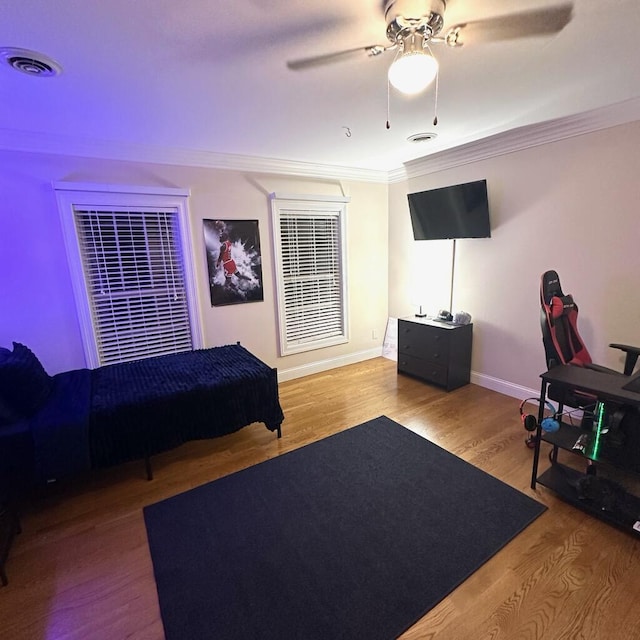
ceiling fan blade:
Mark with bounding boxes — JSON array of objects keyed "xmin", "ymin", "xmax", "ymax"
[
  {"xmin": 445, "ymin": 3, "xmax": 573, "ymax": 47},
  {"xmin": 287, "ymin": 44, "xmax": 389, "ymax": 70}
]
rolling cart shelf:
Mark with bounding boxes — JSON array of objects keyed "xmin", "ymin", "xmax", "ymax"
[
  {"xmin": 541, "ymin": 422, "xmax": 640, "ymax": 473},
  {"xmin": 540, "ymin": 421, "xmax": 585, "ymax": 451},
  {"xmin": 537, "ymin": 464, "xmax": 640, "ymax": 538},
  {"xmin": 531, "ymin": 365, "xmax": 640, "ymax": 536}
]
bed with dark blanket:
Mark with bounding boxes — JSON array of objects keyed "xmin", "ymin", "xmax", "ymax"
[{"xmin": 0, "ymin": 343, "xmax": 283, "ymax": 485}]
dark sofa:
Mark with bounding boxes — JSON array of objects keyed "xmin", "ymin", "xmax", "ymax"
[{"xmin": 0, "ymin": 342, "xmax": 284, "ymax": 485}]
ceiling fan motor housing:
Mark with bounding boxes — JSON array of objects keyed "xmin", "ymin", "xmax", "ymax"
[{"xmin": 384, "ymin": 0, "xmax": 446, "ymax": 42}]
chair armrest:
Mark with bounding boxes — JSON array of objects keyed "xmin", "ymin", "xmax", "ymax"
[
  {"xmin": 584, "ymin": 363, "xmax": 625, "ymax": 375},
  {"xmin": 609, "ymin": 343, "xmax": 640, "ymax": 376}
]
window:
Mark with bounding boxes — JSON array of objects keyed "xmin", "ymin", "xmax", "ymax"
[
  {"xmin": 270, "ymin": 193, "xmax": 349, "ymax": 356},
  {"xmin": 55, "ymin": 183, "xmax": 202, "ymax": 367}
]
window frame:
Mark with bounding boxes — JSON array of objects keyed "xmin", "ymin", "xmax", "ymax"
[
  {"xmin": 269, "ymin": 192, "xmax": 350, "ymax": 356},
  {"xmin": 55, "ymin": 182, "xmax": 203, "ymax": 368}
]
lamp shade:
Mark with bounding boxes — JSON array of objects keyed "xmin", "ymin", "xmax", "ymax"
[{"xmin": 388, "ymin": 51, "xmax": 438, "ymax": 95}]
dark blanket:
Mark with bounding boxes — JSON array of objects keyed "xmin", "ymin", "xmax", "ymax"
[
  {"xmin": 30, "ymin": 369, "xmax": 92, "ymax": 483},
  {"xmin": 89, "ymin": 344, "xmax": 283, "ymax": 469},
  {"xmin": 3, "ymin": 344, "xmax": 283, "ymax": 483}
]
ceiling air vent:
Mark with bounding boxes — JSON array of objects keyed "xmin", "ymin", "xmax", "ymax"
[
  {"xmin": 0, "ymin": 47, "xmax": 62, "ymax": 77},
  {"xmin": 407, "ymin": 132, "xmax": 438, "ymax": 143}
]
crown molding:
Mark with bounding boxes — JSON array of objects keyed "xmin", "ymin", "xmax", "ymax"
[
  {"xmin": 0, "ymin": 128, "xmax": 389, "ymax": 184},
  {"xmin": 394, "ymin": 97, "xmax": 640, "ymax": 183},
  {"xmin": 1, "ymin": 98, "xmax": 639, "ymax": 185}
]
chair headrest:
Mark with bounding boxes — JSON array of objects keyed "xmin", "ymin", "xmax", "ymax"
[
  {"xmin": 541, "ymin": 270, "xmax": 564, "ymax": 304},
  {"xmin": 550, "ymin": 294, "xmax": 577, "ymax": 320}
]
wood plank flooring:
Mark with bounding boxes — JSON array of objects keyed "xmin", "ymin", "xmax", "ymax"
[{"xmin": 1, "ymin": 357, "xmax": 639, "ymax": 639}]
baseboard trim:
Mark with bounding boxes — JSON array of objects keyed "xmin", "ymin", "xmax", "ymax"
[
  {"xmin": 277, "ymin": 347, "xmax": 383, "ymax": 382},
  {"xmin": 470, "ymin": 370, "xmax": 538, "ymax": 401},
  {"xmin": 278, "ymin": 353, "xmax": 539, "ymax": 401}
]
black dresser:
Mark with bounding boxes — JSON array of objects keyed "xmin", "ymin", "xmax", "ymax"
[{"xmin": 397, "ymin": 317, "xmax": 473, "ymax": 391}]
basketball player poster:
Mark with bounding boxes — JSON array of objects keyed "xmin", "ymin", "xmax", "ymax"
[{"xmin": 203, "ymin": 219, "xmax": 264, "ymax": 306}]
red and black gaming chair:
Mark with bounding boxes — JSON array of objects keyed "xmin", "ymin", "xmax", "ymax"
[{"xmin": 540, "ymin": 270, "xmax": 640, "ymax": 407}]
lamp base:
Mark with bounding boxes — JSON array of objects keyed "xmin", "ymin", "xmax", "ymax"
[{"xmin": 414, "ymin": 304, "xmax": 427, "ymax": 318}]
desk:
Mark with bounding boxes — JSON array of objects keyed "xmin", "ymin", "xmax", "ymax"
[
  {"xmin": 540, "ymin": 365, "xmax": 640, "ymax": 406},
  {"xmin": 531, "ymin": 365, "xmax": 640, "ymax": 537}
]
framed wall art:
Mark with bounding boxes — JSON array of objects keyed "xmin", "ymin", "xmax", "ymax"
[{"xmin": 203, "ymin": 219, "xmax": 264, "ymax": 307}]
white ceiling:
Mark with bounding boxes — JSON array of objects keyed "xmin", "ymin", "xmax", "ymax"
[{"xmin": 1, "ymin": 0, "xmax": 639, "ymax": 173}]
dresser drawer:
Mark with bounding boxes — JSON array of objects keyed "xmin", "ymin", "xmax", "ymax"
[
  {"xmin": 398, "ymin": 354, "xmax": 448, "ymax": 386},
  {"xmin": 398, "ymin": 339, "xmax": 448, "ymax": 363},
  {"xmin": 398, "ymin": 321, "xmax": 449, "ymax": 362}
]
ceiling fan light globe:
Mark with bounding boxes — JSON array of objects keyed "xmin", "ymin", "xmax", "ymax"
[{"xmin": 388, "ymin": 51, "xmax": 438, "ymax": 95}]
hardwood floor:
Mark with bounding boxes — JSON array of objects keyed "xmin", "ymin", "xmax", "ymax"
[{"xmin": 1, "ymin": 357, "xmax": 639, "ymax": 639}]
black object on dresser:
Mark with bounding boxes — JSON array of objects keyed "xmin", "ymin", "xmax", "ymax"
[{"xmin": 397, "ymin": 317, "xmax": 473, "ymax": 391}]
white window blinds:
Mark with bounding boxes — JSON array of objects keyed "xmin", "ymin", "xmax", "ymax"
[
  {"xmin": 270, "ymin": 194, "xmax": 349, "ymax": 356},
  {"xmin": 74, "ymin": 208, "xmax": 193, "ymax": 365},
  {"xmin": 55, "ymin": 183, "xmax": 202, "ymax": 368}
]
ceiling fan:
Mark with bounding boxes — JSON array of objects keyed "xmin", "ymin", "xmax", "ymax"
[{"xmin": 287, "ymin": 0, "xmax": 574, "ymax": 96}]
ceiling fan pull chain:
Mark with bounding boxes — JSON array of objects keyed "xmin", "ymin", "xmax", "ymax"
[
  {"xmin": 386, "ymin": 77, "xmax": 391, "ymax": 129},
  {"xmin": 427, "ymin": 43, "xmax": 439, "ymax": 126},
  {"xmin": 432, "ymin": 70, "xmax": 439, "ymax": 126}
]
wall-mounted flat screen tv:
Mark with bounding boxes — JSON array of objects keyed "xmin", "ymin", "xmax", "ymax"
[{"xmin": 408, "ymin": 179, "xmax": 491, "ymax": 240}]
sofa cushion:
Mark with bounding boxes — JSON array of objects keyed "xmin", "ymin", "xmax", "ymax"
[{"xmin": 0, "ymin": 342, "xmax": 53, "ymax": 419}]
